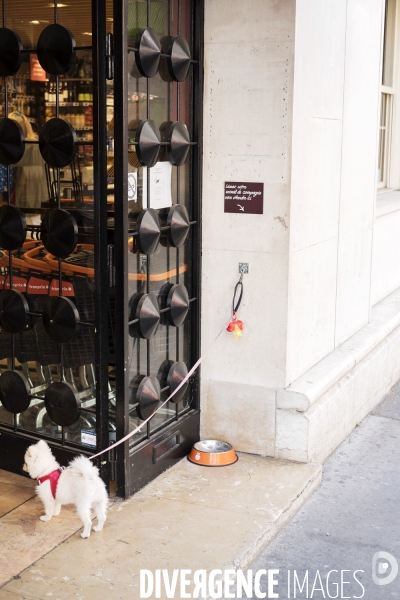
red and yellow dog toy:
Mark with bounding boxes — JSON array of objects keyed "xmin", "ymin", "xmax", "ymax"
[
  {"xmin": 226, "ymin": 315, "xmax": 243, "ymax": 338},
  {"xmin": 226, "ymin": 274, "xmax": 244, "ymax": 338}
]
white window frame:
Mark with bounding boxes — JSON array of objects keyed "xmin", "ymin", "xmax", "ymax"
[
  {"xmin": 377, "ymin": 0, "xmax": 400, "ymax": 193},
  {"xmin": 377, "ymin": 87, "xmax": 394, "ymax": 189}
]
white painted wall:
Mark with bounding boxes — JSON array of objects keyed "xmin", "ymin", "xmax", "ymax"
[
  {"xmin": 371, "ymin": 206, "xmax": 400, "ymax": 304},
  {"xmin": 201, "ymin": 0, "xmax": 295, "ymax": 455},
  {"xmin": 201, "ymin": 0, "xmax": 388, "ymax": 459},
  {"xmin": 335, "ymin": 0, "xmax": 383, "ymax": 344},
  {"xmin": 286, "ymin": 0, "xmax": 384, "ymax": 384}
]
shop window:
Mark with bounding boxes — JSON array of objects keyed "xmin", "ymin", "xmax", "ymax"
[{"xmin": 377, "ymin": 0, "xmax": 397, "ymax": 190}]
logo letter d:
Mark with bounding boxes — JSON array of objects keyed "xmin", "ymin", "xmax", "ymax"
[
  {"xmin": 140, "ymin": 570, "xmax": 154, "ymax": 598},
  {"xmin": 372, "ymin": 552, "xmax": 398, "ymax": 586}
]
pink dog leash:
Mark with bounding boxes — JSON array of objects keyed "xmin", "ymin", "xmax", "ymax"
[{"xmin": 89, "ymin": 321, "xmax": 229, "ymax": 461}]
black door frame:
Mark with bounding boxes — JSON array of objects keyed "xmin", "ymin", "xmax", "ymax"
[
  {"xmin": 113, "ymin": 0, "xmax": 204, "ymax": 497},
  {"xmin": 92, "ymin": 0, "xmax": 111, "ymax": 489}
]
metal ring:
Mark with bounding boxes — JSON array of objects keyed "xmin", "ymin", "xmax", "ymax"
[{"xmin": 232, "ymin": 281, "xmax": 243, "ymax": 315}]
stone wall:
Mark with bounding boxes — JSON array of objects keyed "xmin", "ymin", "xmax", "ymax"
[
  {"xmin": 200, "ymin": 0, "xmax": 296, "ymax": 456},
  {"xmin": 201, "ymin": 0, "xmax": 392, "ymax": 462}
]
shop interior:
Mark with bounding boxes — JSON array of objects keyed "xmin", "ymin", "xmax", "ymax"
[{"xmin": 0, "ymin": 0, "xmax": 195, "ymax": 466}]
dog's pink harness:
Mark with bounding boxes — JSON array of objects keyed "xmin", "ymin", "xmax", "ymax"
[{"xmin": 37, "ymin": 467, "xmax": 64, "ymax": 498}]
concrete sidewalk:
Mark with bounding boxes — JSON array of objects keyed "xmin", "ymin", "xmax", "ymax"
[
  {"xmin": 1, "ymin": 381, "xmax": 399, "ymax": 599},
  {"xmin": 248, "ymin": 382, "xmax": 400, "ymax": 599},
  {"xmin": 0, "ymin": 451, "xmax": 320, "ymax": 599}
]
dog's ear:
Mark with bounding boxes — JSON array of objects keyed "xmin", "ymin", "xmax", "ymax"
[
  {"xmin": 26, "ymin": 445, "xmax": 37, "ymax": 458},
  {"xmin": 25, "ymin": 445, "xmax": 38, "ymax": 465},
  {"xmin": 37, "ymin": 440, "xmax": 49, "ymax": 451}
]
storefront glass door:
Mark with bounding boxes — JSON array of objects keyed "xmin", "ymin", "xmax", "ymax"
[
  {"xmin": 0, "ymin": 0, "xmax": 202, "ymax": 497},
  {"xmin": 0, "ymin": 0, "xmax": 109, "ymax": 474},
  {"xmin": 113, "ymin": 0, "xmax": 202, "ymax": 496}
]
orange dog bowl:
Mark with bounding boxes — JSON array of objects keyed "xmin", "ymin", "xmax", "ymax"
[{"xmin": 188, "ymin": 440, "xmax": 238, "ymax": 467}]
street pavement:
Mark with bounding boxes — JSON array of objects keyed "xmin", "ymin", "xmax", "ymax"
[
  {"xmin": 245, "ymin": 382, "xmax": 400, "ymax": 600},
  {"xmin": 1, "ymin": 383, "xmax": 399, "ymax": 599}
]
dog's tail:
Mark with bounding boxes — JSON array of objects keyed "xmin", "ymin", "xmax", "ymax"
[{"xmin": 69, "ymin": 455, "xmax": 100, "ymax": 480}]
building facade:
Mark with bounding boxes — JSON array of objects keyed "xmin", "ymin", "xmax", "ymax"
[
  {"xmin": 201, "ymin": 0, "xmax": 400, "ymax": 465},
  {"xmin": 0, "ymin": 0, "xmax": 397, "ymax": 496}
]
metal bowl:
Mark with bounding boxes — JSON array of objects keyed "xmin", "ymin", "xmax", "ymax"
[
  {"xmin": 188, "ymin": 439, "xmax": 238, "ymax": 467},
  {"xmin": 193, "ymin": 440, "xmax": 232, "ymax": 453}
]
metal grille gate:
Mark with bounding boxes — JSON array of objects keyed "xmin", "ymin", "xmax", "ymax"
[{"xmin": 0, "ymin": 0, "xmax": 202, "ymax": 497}]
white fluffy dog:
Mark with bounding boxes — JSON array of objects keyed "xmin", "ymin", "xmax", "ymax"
[{"xmin": 23, "ymin": 439, "xmax": 108, "ymax": 538}]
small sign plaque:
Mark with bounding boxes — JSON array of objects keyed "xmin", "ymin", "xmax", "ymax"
[
  {"xmin": 224, "ymin": 182, "xmax": 264, "ymax": 214},
  {"xmin": 81, "ymin": 429, "xmax": 96, "ymax": 448},
  {"xmin": 143, "ymin": 162, "xmax": 172, "ymax": 210},
  {"xmin": 127, "ymin": 172, "xmax": 137, "ymax": 202}
]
